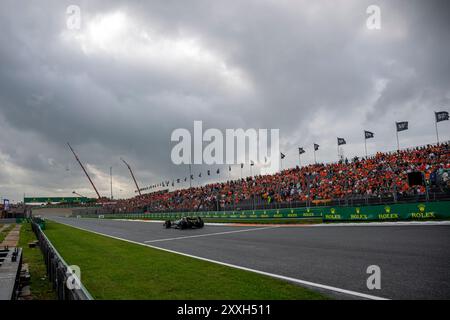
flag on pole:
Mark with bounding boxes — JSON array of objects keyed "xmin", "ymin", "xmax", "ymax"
[
  {"xmin": 229, "ymin": 165, "xmax": 231, "ymax": 171},
  {"xmin": 298, "ymin": 147, "xmax": 305, "ymax": 154},
  {"xmin": 280, "ymin": 152, "xmax": 286, "ymax": 159},
  {"xmin": 337, "ymin": 137, "xmax": 346, "ymax": 146},
  {"xmin": 240, "ymin": 163, "xmax": 244, "ymax": 169},
  {"xmin": 198, "ymin": 172, "xmax": 202, "ymax": 178},
  {"xmin": 396, "ymin": 121, "xmax": 409, "ymax": 132},
  {"xmin": 216, "ymin": 168, "xmax": 220, "ymax": 174},
  {"xmin": 250, "ymin": 160, "xmax": 255, "ymax": 166},
  {"xmin": 364, "ymin": 130, "xmax": 374, "ymax": 139},
  {"xmin": 190, "ymin": 174, "xmax": 194, "ymax": 180},
  {"xmin": 314, "ymin": 143, "xmax": 319, "ymax": 151},
  {"xmin": 435, "ymin": 111, "xmax": 449, "ymax": 122},
  {"xmin": 207, "ymin": 170, "xmax": 210, "ymax": 176}
]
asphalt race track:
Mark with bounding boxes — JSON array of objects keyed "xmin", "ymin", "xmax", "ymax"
[{"xmin": 48, "ymin": 216, "xmax": 450, "ymax": 300}]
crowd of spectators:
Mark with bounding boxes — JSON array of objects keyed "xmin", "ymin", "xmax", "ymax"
[{"xmin": 110, "ymin": 142, "xmax": 450, "ymax": 213}]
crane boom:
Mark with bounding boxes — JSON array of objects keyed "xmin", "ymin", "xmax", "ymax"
[
  {"xmin": 121, "ymin": 158, "xmax": 142, "ymax": 196},
  {"xmin": 67, "ymin": 143, "xmax": 102, "ymax": 199}
]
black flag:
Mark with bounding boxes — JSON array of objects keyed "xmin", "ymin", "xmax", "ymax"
[
  {"xmin": 198, "ymin": 173, "xmax": 202, "ymax": 178},
  {"xmin": 216, "ymin": 168, "xmax": 220, "ymax": 174},
  {"xmin": 240, "ymin": 163, "xmax": 244, "ymax": 168},
  {"xmin": 280, "ymin": 152, "xmax": 286, "ymax": 159},
  {"xmin": 337, "ymin": 137, "xmax": 346, "ymax": 146},
  {"xmin": 396, "ymin": 121, "xmax": 408, "ymax": 132},
  {"xmin": 229, "ymin": 165, "xmax": 231, "ymax": 171},
  {"xmin": 298, "ymin": 147, "xmax": 305, "ymax": 155},
  {"xmin": 314, "ymin": 143, "xmax": 319, "ymax": 151},
  {"xmin": 435, "ymin": 111, "xmax": 449, "ymax": 122},
  {"xmin": 184, "ymin": 177, "xmax": 187, "ymax": 182},
  {"xmin": 250, "ymin": 160, "xmax": 255, "ymax": 166},
  {"xmin": 177, "ymin": 178, "xmax": 180, "ymax": 183},
  {"xmin": 364, "ymin": 130, "xmax": 374, "ymax": 139},
  {"xmin": 190, "ymin": 174, "xmax": 194, "ymax": 180},
  {"xmin": 207, "ymin": 170, "xmax": 210, "ymax": 176}
]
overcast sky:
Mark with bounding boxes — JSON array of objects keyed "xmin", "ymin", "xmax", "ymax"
[{"xmin": 1, "ymin": 0, "xmax": 449, "ymax": 202}]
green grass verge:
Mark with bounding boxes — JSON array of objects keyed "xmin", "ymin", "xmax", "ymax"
[
  {"xmin": 18, "ymin": 223, "xmax": 56, "ymax": 299},
  {"xmin": 44, "ymin": 221, "xmax": 327, "ymax": 300},
  {"xmin": 0, "ymin": 223, "xmax": 16, "ymax": 243}
]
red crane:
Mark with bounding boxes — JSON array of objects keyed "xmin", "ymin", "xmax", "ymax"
[
  {"xmin": 121, "ymin": 158, "xmax": 142, "ymax": 196},
  {"xmin": 67, "ymin": 143, "xmax": 102, "ymax": 199}
]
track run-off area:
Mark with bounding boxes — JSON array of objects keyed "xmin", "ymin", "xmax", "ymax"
[{"xmin": 47, "ymin": 216, "xmax": 450, "ymax": 300}]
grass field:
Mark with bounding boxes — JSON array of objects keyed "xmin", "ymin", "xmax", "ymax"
[
  {"xmin": 43, "ymin": 221, "xmax": 327, "ymax": 300},
  {"xmin": 18, "ymin": 223, "xmax": 56, "ymax": 299}
]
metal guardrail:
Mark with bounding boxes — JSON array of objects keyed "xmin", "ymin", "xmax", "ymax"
[{"xmin": 31, "ymin": 219, "xmax": 93, "ymax": 300}]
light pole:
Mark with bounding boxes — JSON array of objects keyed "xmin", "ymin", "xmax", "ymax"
[{"xmin": 110, "ymin": 166, "xmax": 113, "ymax": 200}]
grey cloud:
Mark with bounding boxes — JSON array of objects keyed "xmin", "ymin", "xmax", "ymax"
[{"xmin": 0, "ymin": 0, "xmax": 449, "ymax": 201}]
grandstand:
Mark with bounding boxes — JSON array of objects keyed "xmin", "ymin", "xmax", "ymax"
[{"xmin": 94, "ymin": 142, "xmax": 449, "ymax": 215}]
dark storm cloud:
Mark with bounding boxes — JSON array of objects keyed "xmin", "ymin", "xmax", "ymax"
[{"xmin": 0, "ymin": 0, "xmax": 449, "ymax": 201}]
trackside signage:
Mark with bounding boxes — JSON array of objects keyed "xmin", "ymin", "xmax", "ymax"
[{"xmin": 95, "ymin": 201, "xmax": 450, "ymax": 222}]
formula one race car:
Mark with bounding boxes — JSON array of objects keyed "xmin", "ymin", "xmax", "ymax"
[{"xmin": 164, "ymin": 216, "xmax": 204, "ymax": 229}]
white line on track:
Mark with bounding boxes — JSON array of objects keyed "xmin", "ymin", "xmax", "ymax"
[
  {"xmin": 51, "ymin": 218, "xmax": 389, "ymax": 300},
  {"xmin": 143, "ymin": 226, "xmax": 279, "ymax": 243}
]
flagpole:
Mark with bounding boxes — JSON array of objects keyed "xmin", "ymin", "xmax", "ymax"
[
  {"xmin": 337, "ymin": 143, "xmax": 339, "ymax": 161},
  {"xmin": 435, "ymin": 115, "xmax": 440, "ymax": 144},
  {"xmin": 189, "ymin": 163, "xmax": 192, "ymax": 188},
  {"xmin": 396, "ymin": 131, "xmax": 399, "ymax": 151},
  {"xmin": 313, "ymin": 149, "xmax": 316, "ymax": 164},
  {"xmin": 298, "ymin": 153, "xmax": 301, "ymax": 167},
  {"xmin": 364, "ymin": 135, "xmax": 367, "ymax": 158}
]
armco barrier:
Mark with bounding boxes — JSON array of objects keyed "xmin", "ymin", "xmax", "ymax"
[
  {"xmin": 94, "ymin": 201, "xmax": 450, "ymax": 222},
  {"xmin": 31, "ymin": 219, "xmax": 93, "ymax": 300}
]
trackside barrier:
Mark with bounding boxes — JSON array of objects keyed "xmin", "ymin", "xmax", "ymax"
[
  {"xmin": 31, "ymin": 218, "xmax": 93, "ymax": 300},
  {"xmin": 86, "ymin": 201, "xmax": 450, "ymax": 222}
]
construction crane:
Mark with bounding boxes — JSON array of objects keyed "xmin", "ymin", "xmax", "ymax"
[
  {"xmin": 121, "ymin": 158, "xmax": 142, "ymax": 196},
  {"xmin": 67, "ymin": 143, "xmax": 102, "ymax": 199}
]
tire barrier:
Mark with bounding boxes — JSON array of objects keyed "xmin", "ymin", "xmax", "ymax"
[
  {"xmin": 31, "ymin": 218, "xmax": 93, "ymax": 300},
  {"xmin": 84, "ymin": 201, "xmax": 450, "ymax": 222}
]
